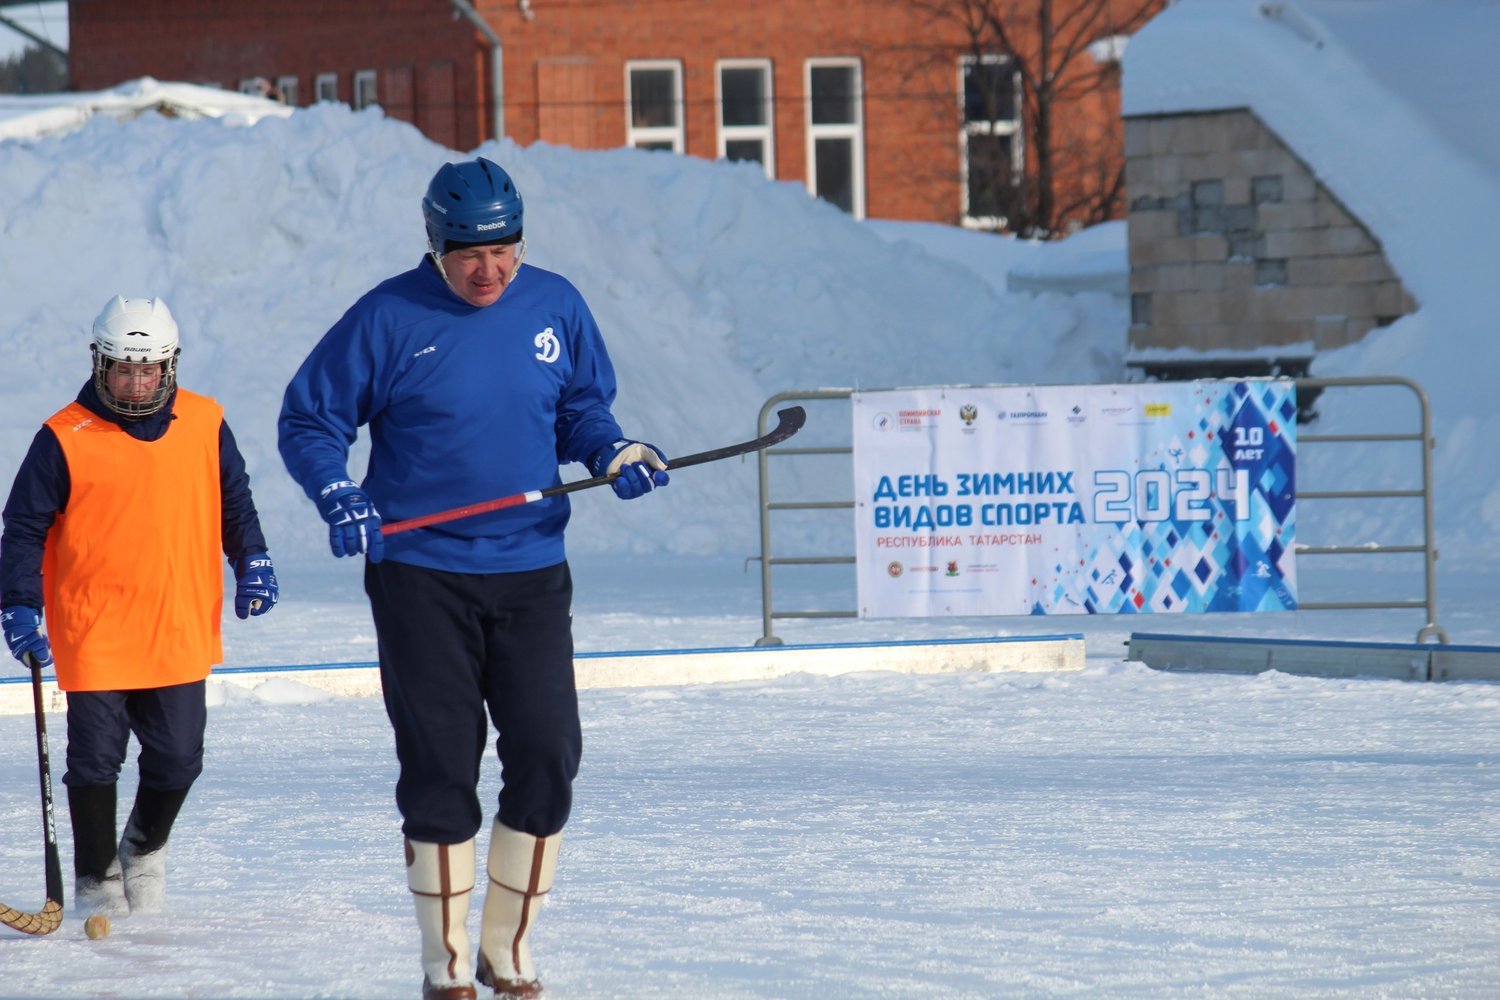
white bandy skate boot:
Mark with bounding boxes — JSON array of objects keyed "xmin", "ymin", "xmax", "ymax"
[
  {"xmin": 406, "ymin": 837, "xmax": 478, "ymax": 1000},
  {"xmin": 118, "ymin": 785, "xmax": 190, "ymax": 914},
  {"xmin": 75, "ymin": 856, "xmax": 127, "ymax": 917},
  {"xmin": 476, "ymin": 822, "xmax": 561, "ymax": 998}
]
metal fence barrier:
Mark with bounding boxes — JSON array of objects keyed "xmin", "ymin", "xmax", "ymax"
[{"xmin": 752, "ymin": 376, "xmax": 1445, "ymax": 646}]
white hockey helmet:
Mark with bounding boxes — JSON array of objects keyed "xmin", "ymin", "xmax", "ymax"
[{"xmin": 91, "ymin": 295, "xmax": 181, "ymax": 418}]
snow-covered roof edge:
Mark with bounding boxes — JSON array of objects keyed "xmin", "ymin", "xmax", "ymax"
[
  {"xmin": 0, "ymin": 76, "xmax": 292, "ymax": 141},
  {"xmin": 1119, "ymin": 0, "xmax": 1500, "ymax": 344}
]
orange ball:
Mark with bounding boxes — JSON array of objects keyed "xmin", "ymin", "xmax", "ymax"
[{"xmin": 83, "ymin": 913, "xmax": 110, "ymax": 940}]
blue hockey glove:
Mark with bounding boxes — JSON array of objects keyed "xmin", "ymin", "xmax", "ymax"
[
  {"xmin": 588, "ymin": 439, "xmax": 670, "ymax": 500},
  {"xmin": 2, "ymin": 606, "xmax": 53, "ymax": 669},
  {"xmin": 316, "ymin": 480, "xmax": 384, "ymax": 562},
  {"xmin": 234, "ymin": 553, "xmax": 279, "ymax": 619}
]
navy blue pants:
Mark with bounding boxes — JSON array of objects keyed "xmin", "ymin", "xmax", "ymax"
[
  {"xmin": 62, "ymin": 680, "xmax": 207, "ymax": 790},
  {"xmin": 364, "ymin": 558, "xmax": 581, "ymax": 844}
]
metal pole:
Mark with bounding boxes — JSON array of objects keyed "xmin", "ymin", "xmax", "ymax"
[
  {"xmin": 755, "ymin": 396, "xmax": 782, "ymax": 646},
  {"xmin": 447, "ymin": 0, "xmax": 504, "ymax": 141},
  {"xmin": 1414, "ymin": 381, "xmax": 1448, "ymax": 642},
  {"xmin": 1299, "ymin": 375, "xmax": 1446, "ymax": 643}
]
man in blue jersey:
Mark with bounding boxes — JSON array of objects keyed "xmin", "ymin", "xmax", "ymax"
[{"xmin": 278, "ymin": 157, "xmax": 669, "ymax": 1000}]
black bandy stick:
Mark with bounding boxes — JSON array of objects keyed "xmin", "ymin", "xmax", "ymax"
[
  {"xmin": 0, "ymin": 653, "xmax": 64, "ymax": 936},
  {"xmin": 382, "ymin": 405, "xmax": 807, "ymax": 536}
]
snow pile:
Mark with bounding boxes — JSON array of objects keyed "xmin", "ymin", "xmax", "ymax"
[{"xmin": 3, "ymin": 5, "xmax": 1498, "ymax": 568}]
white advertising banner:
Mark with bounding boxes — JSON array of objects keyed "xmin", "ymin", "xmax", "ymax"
[{"xmin": 852, "ymin": 382, "xmax": 1297, "ymax": 617}]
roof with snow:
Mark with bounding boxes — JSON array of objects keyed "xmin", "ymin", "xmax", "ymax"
[
  {"xmin": 0, "ymin": 76, "xmax": 292, "ymax": 141},
  {"xmin": 1120, "ymin": 0, "xmax": 1500, "ymax": 376}
]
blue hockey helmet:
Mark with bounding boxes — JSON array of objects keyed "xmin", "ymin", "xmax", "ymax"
[{"xmin": 422, "ymin": 157, "xmax": 524, "ymax": 254}]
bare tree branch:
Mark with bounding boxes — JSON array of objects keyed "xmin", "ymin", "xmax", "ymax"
[{"xmin": 876, "ymin": 0, "xmax": 1164, "ymax": 237}]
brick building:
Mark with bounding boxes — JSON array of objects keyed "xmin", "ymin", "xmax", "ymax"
[{"xmin": 66, "ymin": 0, "xmax": 1160, "ymax": 230}]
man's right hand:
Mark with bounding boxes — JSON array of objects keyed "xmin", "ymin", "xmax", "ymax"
[
  {"xmin": 316, "ymin": 480, "xmax": 384, "ymax": 562},
  {"xmin": 2, "ymin": 606, "xmax": 53, "ymax": 669}
]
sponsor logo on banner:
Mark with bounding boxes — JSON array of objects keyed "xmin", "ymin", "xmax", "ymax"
[
  {"xmin": 897, "ymin": 408, "xmax": 941, "ymax": 430},
  {"xmin": 1007, "ymin": 409, "xmax": 1049, "ymax": 425},
  {"xmin": 1145, "ymin": 402, "xmax": 1171, "ymax": 416}
]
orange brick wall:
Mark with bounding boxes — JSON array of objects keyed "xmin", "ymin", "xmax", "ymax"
[
  {"xmin": 67, "ymin": 0, "xmax": 1150, "ymax": 229},
  {"xmin": 485, "ymin": 1, "xmax": 957, "ymax": 221}
]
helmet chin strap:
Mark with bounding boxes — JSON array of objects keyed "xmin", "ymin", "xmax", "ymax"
[
  {"xmin": 428, "ymin": 241, "xmax": 452, "ymax": 289},
  {"xmin": 429, "ymin": 237, "xmax": 527, "ymax": 302}
]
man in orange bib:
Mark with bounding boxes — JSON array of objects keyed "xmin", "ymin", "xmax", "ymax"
[{"xmin": 0, "ymin": 295, "xmax": 278, "ymax": 918}]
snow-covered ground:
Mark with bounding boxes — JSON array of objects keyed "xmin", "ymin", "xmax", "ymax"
[
  {"xmin": 3, "ymin": 1, "xmax": 1499, "ymax": 994},
  {"xmin": 2, "ymin": 562, "xmax": 1498, "ymax": 999}
]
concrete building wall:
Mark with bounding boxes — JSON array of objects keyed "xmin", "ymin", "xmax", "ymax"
[{"xmin": 1124, "ymin": 108, "xmax": 1415, "ymax": 358}]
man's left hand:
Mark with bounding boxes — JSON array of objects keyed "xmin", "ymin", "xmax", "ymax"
[{"xmin": 589, "ymin": 440, "xmax": 670, "ymax": 500}]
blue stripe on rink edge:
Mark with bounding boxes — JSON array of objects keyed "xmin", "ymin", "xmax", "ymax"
[{"xmin": 0, "ymin": 633, "xmax": 1087, "ymax": 686}]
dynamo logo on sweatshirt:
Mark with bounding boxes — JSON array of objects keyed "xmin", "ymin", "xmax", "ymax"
[{"xmin": 534, "ymin": 327, "xmax": 560, "ymax": 364}]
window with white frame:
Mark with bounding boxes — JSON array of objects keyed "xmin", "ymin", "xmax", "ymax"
[
  {"xmin": 626, "ymin": 60, "xmax": 684, "ymax": 152},
  {"xmin": 276, "ymin": 75, "xmax": 299, "ymax": 106},
  {"xmin": 716, "ymin": 59, "xmax": 774, "ymax": 177},
  {"xmin": 238, "ymin": 77, "xmax": 263, "ymax": 96},
  {"xmin": 353, "ymin": 70, "xmax": 378, "ymax": 110},
  {"xmin": 960, "ymin": 54, "xmax": 1022, "ymax": 229},
  {"xmin": 315, "ymin": 72, "xmax": 339, "ymax": 103},
  {"xmin": 804, "ymin": 58, "xmax": 864, "ymax": 218}
]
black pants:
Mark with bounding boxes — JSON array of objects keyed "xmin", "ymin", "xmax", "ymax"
[
  {"xmin": 62, "ymin": 680, "xmax": 207, "ymax": 790},
  {"xmin": 365, "ymin": 558, "xmax": 581, "ymax": 844}
]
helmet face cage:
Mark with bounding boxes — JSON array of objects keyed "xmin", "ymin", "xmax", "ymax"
[
  {"xmin": 93, "ymin": 349, "xmax": 179, "ymax": 418},
  {"xmin": 90, "ymin": 296, "xmax": 181, "ymax": 419},
  {"xmin": 422, "ymin": 157, "xmax": 524, "ymax": 255}
]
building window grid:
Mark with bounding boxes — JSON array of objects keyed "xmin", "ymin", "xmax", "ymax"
[
  {"xmin": 315, "ymin": 72, "xmax": 339, "ymax": 104},
  {"xmin": 239, "ymin": 76, "xmax": 295, "ymax": 104},
  {"xmin": 803, "ymin": 58, "xmax": 865, "ymax": 220},
  {"xmin": 959, "ymin": 54, "xmax": 1023, "ymax": 230},
  {"xmin": 353, "ymin": 69, "xmax": 378, "ymax": 111},
  {"xmin": 716, "ymin": 59, "xmax": 775, "ymax": 179},
  {"xmin": 626, "ymin": 60, "xmax": 685, "ymax": 153}
]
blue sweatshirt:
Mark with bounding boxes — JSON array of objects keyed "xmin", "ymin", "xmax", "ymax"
[{"xmin": 278, "ymin": 258, "xmax": 625, "ymax": 574}]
